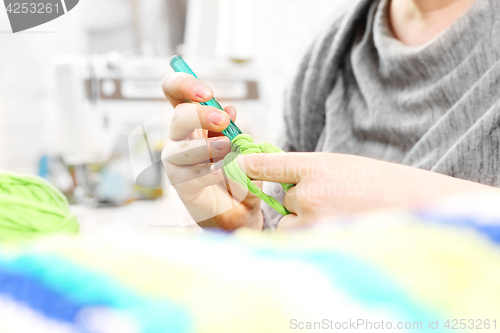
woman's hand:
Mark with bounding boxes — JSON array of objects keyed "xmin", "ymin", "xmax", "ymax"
[
  {"xmin": 161, "ymin": 73, "xmax": 263, "ymax": 230},
  {"xmin": 238, "ymin": 152, "xmax": 498, "ymax": 230}
]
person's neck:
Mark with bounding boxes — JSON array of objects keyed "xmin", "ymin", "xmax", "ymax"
[{"xmin": 389, "ymin": 0, "xmax": 477, "ymax": 47}]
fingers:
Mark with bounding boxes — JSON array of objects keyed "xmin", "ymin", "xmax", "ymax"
[
  {"xmin": 162, "ymin": 72, "xmax": 214, "ymax": 107},
  {"xmin": 282, "ymin": 185, "xmax": 299, "ymax": 214},
  {"xmin": 224, "ymin": 105, "xmax": 237, "ymax": 122},
  {"xmin": 163, "ymin": 136, "xmax": 231, "ymax": 166},
  {"xmin": 208, "ymin": 105, "xmax": 238, "ymax": 138},
  {"xmin": 163, "ymin": 159, "xmax": 250, "ymax": 205},
  {"xmin": 162, "ymin": 72, "xmax": 237, "ymax": 139},
  {"xmin": 283, "ymin": 183, "xmax": 323, "ymax": 223},
  {"xmin": 276, "ymin": 214, "xmax": 299, "ymax": 231},
  {"xmin": 238, "ymin": 153, "xmax": 311, "ymax": 184},
  {"xmin": 169, "ymin": 103, "xmax": 231, "ymax": 141},
  {"xmin": 163, "ymin": 161, "xmax": 225, "ymax": 190}
]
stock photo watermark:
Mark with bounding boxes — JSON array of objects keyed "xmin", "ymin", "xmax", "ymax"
[
  {"xmin": 290, "ymin": 318, "xmax": 498, "ymax": 330},
  {"xmin": 252, "ymin": 160, "xmax": 380, "ymax": 199},
  {"xmin": 249, "ymin": 160, "xmax": 380, "ymax": 181},
  {"xmin": 3, "ymin": 0, "xmax": 79, "ymax": 33}
]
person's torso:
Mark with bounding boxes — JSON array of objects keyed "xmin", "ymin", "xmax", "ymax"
[{"xmin": 319, "ymin": 0, "xmax": 500, "ymax": 175}]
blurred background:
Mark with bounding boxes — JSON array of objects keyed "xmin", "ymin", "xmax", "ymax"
[{"xmin": 0, "ymin": 0, "xmax": 349, "ymax": 230}]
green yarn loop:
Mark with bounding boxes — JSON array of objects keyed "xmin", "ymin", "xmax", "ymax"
[
  {"xmin": 222, "ymin": 134, "xmax": 293, "ymax": 216},
  {"xmin": 0, "ymin": 172, "xmax": 79, "ymax": 243}
]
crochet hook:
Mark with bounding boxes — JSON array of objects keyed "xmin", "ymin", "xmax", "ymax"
[{"xmin": 170, "ymin": 55, "xmax": 243, "ymax": 142}]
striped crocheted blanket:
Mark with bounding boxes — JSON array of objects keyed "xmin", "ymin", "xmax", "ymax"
[{"xmin": 1, "ymin": 194, "xmax": 500, "ymax": 333}]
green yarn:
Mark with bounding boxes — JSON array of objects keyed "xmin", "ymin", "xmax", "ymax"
[
  {"xmin": 0, "ymin": 172, "xmax": 79, "ymax": 243},
  {"xmin": 222, "ymin": 134, "xmax": 293, "ymax": 216}
]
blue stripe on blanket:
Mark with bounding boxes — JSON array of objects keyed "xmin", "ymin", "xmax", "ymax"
[
  {"xmin": 416, "ymin": 212, "xmax": 500, "ymax": 244},
  {"xmin": 0, "ymin": 267, "xmax": 85, "ymax": 325},
  {"xmin": 0, "ymin": 254, "xmax": 192, "ymax": 333}
]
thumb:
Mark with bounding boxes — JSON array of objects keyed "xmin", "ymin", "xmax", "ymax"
[{"xmin": 237, "ymin": 153, "xmax": 308, "ymax": 184}]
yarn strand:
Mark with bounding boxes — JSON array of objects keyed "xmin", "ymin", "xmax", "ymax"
[{"xmin": 222, "ymin": 134, "xmax": 293, "ymax": 215}]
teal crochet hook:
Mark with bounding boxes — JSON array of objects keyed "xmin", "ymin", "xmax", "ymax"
[{"xmin": 170, "ymin": 55, "xmax": 243, "ymax": 141}]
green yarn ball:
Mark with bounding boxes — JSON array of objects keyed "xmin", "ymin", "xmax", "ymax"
[{"xmin": 0, "ymin": 172, "xmax": 79, "ymax": 242}]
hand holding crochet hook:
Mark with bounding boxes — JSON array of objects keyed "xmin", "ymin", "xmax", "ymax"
[
  {"xmin": 161, "ymin": 56, "xmax": 386, "ymax": 230},
  {"xmin": 161, "ymin": 56, "xmax": 265, "ymax": 230},
  {"xmin": 161, "ymin": 56, "xmax": 499, "ymax": 231}
]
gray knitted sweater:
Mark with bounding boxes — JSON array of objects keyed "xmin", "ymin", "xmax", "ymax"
[{"xmin": 263, "ymin": 0, "xmax": 500, "ymax": 228}]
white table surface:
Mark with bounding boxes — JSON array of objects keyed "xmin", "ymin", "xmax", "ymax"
[{"xmin": 71, "ymin": 191, "xmax": 201, "ymax": 235}]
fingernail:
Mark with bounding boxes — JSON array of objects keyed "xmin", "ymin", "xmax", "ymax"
[
  {"xmin": 209, "ymin": 112, "xmax": 226, "ymax": 126},
  {"xmin": 212, "ymin": 139, "xmax": 228, "ymax": 151},
  {"xmin": 195, "ymin": 86, "xmax": 211, "ymax": 100}
]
